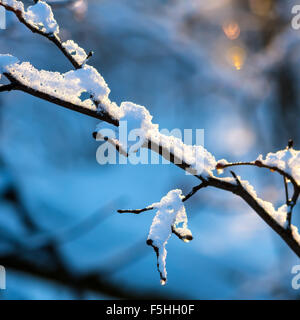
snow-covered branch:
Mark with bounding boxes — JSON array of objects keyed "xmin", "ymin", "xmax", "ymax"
[
  {"xmin": 0, "ymin": 0, "xmax": 87, "ymax": 69},
  {"xmin": 216, "ymin": 143, "xmax": 300, "ymax": 230},
  {"xmin": 0, "ymin": 0, "xmax": 300, "ymax": 285}
]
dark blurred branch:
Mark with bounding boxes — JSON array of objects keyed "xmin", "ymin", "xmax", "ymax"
[
  {"xmin": 3, "ymin": 186, "xmax": 39, "ymax": 232},
  {"xmin": 0, "ymin": 253, "xmax": 173, "ymax": 299},
  {"xmin": 0, "ymin": 185, "xmax": 173, "ymax": 298}
]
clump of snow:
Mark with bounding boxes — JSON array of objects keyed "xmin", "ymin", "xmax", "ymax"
[
  {"xmin": 117, "ymin": 102, "xmax": 158, "ymax": 152},
  {"xmin": 149, "ymin": 130, "xmax": 217, "ymax": 176},
  {"xmin": 216, "ymin": 158, "xmax": 229, "ymax": 174},
  {"xmin": 24, "ymin": 1, "xmax": 59, "ymax": 34},
  {"xmin": 257, "ymin": 148, "xmax": 300, "ymax": 185},
  {"xmin": 0, "ymin": 0, "xmax": 59, "ymax": 34},
  {"xmin": 62, "ymin": 40, "xmax": 87, "ymax": 66},
  {"xmin": 274, "ymin": 204, "xmax": 289, "ymax": 229},
  {"xmin": 95, "ymin": 101, "xmax": 217, "ymax": 175},
  {"xmin": 0, "ymin": 54, "xmax": 19, "ymax": 74},
  {"xmin": 217, "ymin": 159, "xmax": 229, "ymax": 166},
  {"xmin": 147, "ymin": 189, "xmax": 192, "ymax": 284},
  {"xmin": 4, "ymin": 59, "xmax": 120, "ymax": 118},
  {"xmin": 0, "ymin": 0, "xmax": 24, "ymax": 12},
  {"xmin": 291, "ymin": 225, "xmax": 300, "ymax": 245}
]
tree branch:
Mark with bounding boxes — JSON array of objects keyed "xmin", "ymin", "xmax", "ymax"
[
  {"xmin": 118, "ymin": 181, "xmax": 208, "ymax": 214},
  {"xmin": 0, "ymin": 253, "xmax": 175, "ymax": 299},
  {"xmin": 216, "ymin": 155, "xmax": 300, "ymax": 231},
  {"xmin": 0, "ymin": 83, "xmax": 17, "ymax": 92},
  {"xmin": 2, "ymin": 72, "xmax": 118, "ymax": 126},
  {"xmin": 0, "ymin": 1, "xmax": 83, "ymax": 69},
  {"xmin": 2, "ymin": 69, "xmax": 300, "ymax": 258}
]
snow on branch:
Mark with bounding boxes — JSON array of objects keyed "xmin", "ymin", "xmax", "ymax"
[
  {"xmin": 0, "ymin": 0, "xmax": 58, "ymax": 33},
  {"xmin": 0, "ymin": 0, "xmax": 89, "ymax": 69},
  {"xmin": 62, "ymin": 40, "xmax": 90, "ymax": 67},
  {"xmin": 216, "ymin": 142, "xmax": 300, "ymax": 233},
  {"xmin": 0, "ymin": 54, "xmax": 120, "ymax": 124},
  {"xmin": 95, "ymin": 106, "xmax": 217, "ymax": 177},
  {"xmin": 145, "ymin": 189, "xmax": 192, "ymax": 285},
  {"xmin": 230, "ymin": 172, "xmax": 299, "ymax": 242},
  {"xmin": 118, "ymin": 183, "xmax": 208, "ymax": 283},
  {"xmin": 257, "ymin": 147, "xmax": 300, "ymax": 185}
]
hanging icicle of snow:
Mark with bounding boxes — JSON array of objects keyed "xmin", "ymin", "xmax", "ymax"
[{"xmin": 147, "ymin": 189, "xmax": 192, "ymax": 285}]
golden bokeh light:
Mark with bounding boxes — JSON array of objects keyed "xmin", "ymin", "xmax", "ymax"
[
  {"xmin": 249, "ymin": 0, "xmax": 272, "ymax": 16},
  {"xmin": 222, "ymin": 21, "xmax": 240, "ymax": 40},
  {"xmin": 226, "ymin": 46, "xmax": 246, "ymax": 70}
]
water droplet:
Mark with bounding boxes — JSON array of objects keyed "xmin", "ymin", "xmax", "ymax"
[
  {"xmin": 217, "ymin": 168, "xmax": 224, "ymax": 175},
  {"xmin": 160, "ymin": 279, "xmax": 166, "ymax": 286}
]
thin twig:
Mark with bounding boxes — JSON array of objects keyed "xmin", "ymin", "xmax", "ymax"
[
  {"xmin": 216, "ymin": 151, "xmax": 300, "ymax": 232},
  {"xmin": 0, "ymin": 2, "xmax": 83, "ymax": 69},
  {"xmin": 117, "ymin": 206, "xmax": 154, "ymax": 214},
  {"xmin": 182, "ymin": 181, "xmax": 208, "ymax": 202},
  {"xmin": 117, "ymin": 182, "xmax": 208, "ymax": 214}
]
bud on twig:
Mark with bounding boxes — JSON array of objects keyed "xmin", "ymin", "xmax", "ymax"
[{"xmin": 288, "ymin": 139, "xmax": 294, "ymax": 149}]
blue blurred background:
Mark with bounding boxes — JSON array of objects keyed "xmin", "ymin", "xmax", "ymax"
[{"xmin": 0, "ymin": 0, "xmax": 299, "ymax": 299}]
